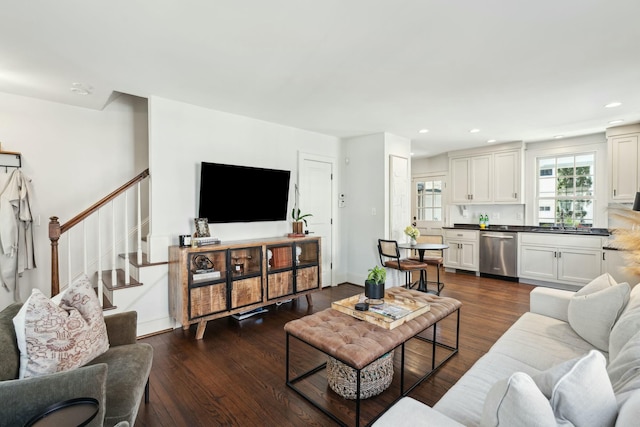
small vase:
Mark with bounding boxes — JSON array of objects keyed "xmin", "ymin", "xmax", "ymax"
[{"xmin": 410, "ymin": 238, "xmax": 417, "ymax": 246}]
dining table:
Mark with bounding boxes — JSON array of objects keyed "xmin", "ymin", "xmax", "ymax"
[{"xmin": 397, "ymin": 241, "xmax": 449, "ymax": 293}]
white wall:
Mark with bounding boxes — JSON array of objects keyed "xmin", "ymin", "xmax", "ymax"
[
  {"xmin": 147, "ymin": 96, "xmax": 342, "ymax": 263},
  {"xmin": 0, "ymin": 92, "xmax": 147, "ymax": 310},
  {"xmin": 342, "ymin": 132, "xmax": 412, "ymax": 287}
]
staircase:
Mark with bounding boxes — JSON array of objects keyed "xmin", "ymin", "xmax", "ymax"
[{"xmin": 49, "ymin": 169, "xmax": 154, "ymax": 309}]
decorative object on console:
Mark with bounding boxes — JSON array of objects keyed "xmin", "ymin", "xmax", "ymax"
[
  {"xmin": 404, "ymin": 225, "xmax": 420, "ymax": 245},
  {"xmin": 365, "ymin": 265, "xmax": 386, "ymax": 304},
  {"xmin": 194, "ymin": 218, "xmax": 210, "ymax": 237},
  {"xmin": 291, "ymin": 208, "xmax": 312, "ymax": 235}
]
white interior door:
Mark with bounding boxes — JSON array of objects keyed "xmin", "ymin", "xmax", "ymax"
[
  {"xmin": 412, "ymin": 174, "xmax": 446, "ymax": 235},
  {"xmin": 299, "ymin": 154, "xmax": 333, "ymax": 287}
]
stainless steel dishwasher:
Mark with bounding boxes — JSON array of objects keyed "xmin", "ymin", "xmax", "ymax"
[{"xmin": 479, "ymin": 231, "xmax": 518, "ymax": 279}]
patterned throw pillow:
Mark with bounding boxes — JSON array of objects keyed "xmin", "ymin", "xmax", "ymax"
[{"xmin": 13, "ymin": 274, "xmax": 109, "ymax": 378}]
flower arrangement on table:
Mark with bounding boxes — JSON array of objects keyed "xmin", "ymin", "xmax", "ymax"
[{"xmin": 404, "ymin": 225, "xmax": 420, "ymax": 243}]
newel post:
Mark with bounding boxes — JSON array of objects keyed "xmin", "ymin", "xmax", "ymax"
[{"xmin": 49, "ymin": 216, "xmax": 61, "ymax": 296}]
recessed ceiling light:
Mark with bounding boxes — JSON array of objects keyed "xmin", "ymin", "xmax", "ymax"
[
  {"xmin": 605, "ymin": 102, "xmax": 622, "ymax": 108},
  {"xmin": 487, "ymin": 139, "xmax": 496, "ymax": 143},
  {"xmin": 554, "ymin": 135, "xmax": 564, "ymax": 139},
  {"xmin": 609, "ymin": 119, "xmax": 625, "ymax": 125},
  {"xmin": 470, "ymin": 128, "xmax": 480, "ymax": 133},
  {"xmin": 418, "ymin": 129, "xmax": 429, "ymax": 134}
]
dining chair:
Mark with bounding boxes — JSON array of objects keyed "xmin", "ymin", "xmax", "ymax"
[
  {"xmin": 377, "ymin": 239, "xmax": 430, "ymax": 290},
  {"xmin": 410, "ymin": 234, "xmax": 445, "ymax": 294}
]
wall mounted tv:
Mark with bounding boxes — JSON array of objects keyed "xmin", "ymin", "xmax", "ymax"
[{"xmin": 198, "ymin": 162, "xmax": 291, "ymax": 223}]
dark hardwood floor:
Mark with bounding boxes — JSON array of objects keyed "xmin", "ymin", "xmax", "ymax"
[{"xmin": 135, "ymin": 268, "xmax": 534, "ymax": 426}]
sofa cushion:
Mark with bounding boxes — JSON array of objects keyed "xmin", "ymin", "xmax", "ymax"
[
  {"xmin": 86, "ymin": 343, "xmax": 153, "ymax": 427},
  {"xmin": 568, "ymin": 274, "xmax": 629, "ymax": 351},
  {"xmin": 13, "ymin": 275, "xmax": 109, "ymax": 378},
  {"xmin": 610, "ymin": 284, "xmax": 640, "ymax": 361},
  {"xmin": 616, "ymin": 390, "xmax": 640, "ymax": 427},
  {"xmin": 608, "ymin": 329, "xmax": 640, "ymax": 409},
  {"xmin": 480, "ymin": 372, "xmax": 556, "ymax": 427},
  {"xmin": 489, "ymin": 312, "xmax": 599, "ymax": 369},
  {"xmin": 372, "ymin": 397, "xmax": 465, "ymax": 427},
  {"xmin": 532, "ymin": 350, "xmax": 617, "ymax": 427},
  {"xmin": 0, "ymin": 303, "xmax": 22, "ymax": 381}
]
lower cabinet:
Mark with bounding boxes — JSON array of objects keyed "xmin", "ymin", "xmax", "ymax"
[
  {"xmin": 169, "ymin": 236, "xmax": 321, "ymax": 339},
  {"xmin": 443, "ymin": 229, "xmax": 479, "ymax": 272},
  {"xmin": 519, "ymin": 233, "xmax": 603, "ymax": 286}
]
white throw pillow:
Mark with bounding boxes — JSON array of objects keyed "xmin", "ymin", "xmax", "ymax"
[
  {"xmin": 567, "ymin": 273, "xmax": 630, "ymax": 351},
  {"xmin": 609, "ymin": 284, "xmax": 640, "ymax": 361},
  {"xmin": 607, "ymin": 329, "xmax": 640, "ymax": 407},
  {"xmin": 532, "ymin": 350, "xmax": 617, "ymax": 427},
  {"xmin": 13, "ymin": 274, "xmax": 109, "ymax": 378},
  {"xmin": 480, "ymin": 372, "xmax": 556, "ymax": 427}
]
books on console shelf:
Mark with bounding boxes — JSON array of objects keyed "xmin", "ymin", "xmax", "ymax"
[
  {"xmin": 193, "ymin": 236, "xmax": 221, "ymax": 246},
  {"xmin": 232, "ymin": 307, "xmax": 268, "ymax": 321},
  {"xmin": 192, "ymin": 270, "xmax": 221, "ymax": 281}
]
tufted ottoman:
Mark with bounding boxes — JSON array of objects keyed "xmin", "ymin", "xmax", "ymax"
[{"xmin": 284, "ymin": 287, "xmax": 461, "ymax": 427}]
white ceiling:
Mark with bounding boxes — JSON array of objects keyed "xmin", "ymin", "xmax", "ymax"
[{"xmin": 2, "ymin": 1, "xmax": 639, "ymax": 157}]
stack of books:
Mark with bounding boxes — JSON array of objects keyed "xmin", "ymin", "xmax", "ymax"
[{"xmin": 192, "ymin": 269, "xmax": 221, "ymax": 282}]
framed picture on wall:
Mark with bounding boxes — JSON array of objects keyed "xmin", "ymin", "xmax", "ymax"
[{"xmin": 194, "ymin": 218, "xmax": 210, "ymax": 237}]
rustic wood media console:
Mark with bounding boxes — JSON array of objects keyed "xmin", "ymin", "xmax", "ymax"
[{"xmin": 169, "ymin": 236, "xmax": 321, "ymax": 339}]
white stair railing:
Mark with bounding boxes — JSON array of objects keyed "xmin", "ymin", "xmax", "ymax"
[{"xmin": 49, "ymin": 169, "xmax": 150, "ymax": 299}]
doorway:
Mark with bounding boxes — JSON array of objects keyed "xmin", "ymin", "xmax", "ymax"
[
  {"xmin": 299, "ymin": 153, "xmax": 334, "ymax": 287},
  {"xmin": 412, "ymin": 175, "xmax": 446, "ymax": 235}
]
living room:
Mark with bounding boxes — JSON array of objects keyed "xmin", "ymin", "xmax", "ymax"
[{"xmin": 2, "ymin": 2, "xmax": 640, "ymax": 426}]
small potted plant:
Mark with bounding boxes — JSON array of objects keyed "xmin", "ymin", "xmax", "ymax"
[
  {"xmin": 291, "ymin": 208, "xmax": 313, "ymax": 235},
  {"xmin": 365, "ymin": 265, "xmax": 386, "ymax": 303}
]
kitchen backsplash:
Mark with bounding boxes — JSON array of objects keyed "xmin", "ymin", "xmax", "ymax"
[{"xmin": 448, "ymin": 204, "xmax": 526, "ymax": 226}]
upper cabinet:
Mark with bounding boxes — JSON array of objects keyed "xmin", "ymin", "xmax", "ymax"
[
  {"xmin": 608, "ymin": 125, "xmax": 640, "ymax": 202},
  {"xmin": 449, "ymin": 143, "xmax": 523, "ymax": 204}
]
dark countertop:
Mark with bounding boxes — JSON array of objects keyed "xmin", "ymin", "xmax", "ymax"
[{"xmin": 445, "ymin": 223, "xmax": 611, "ymax": 236}]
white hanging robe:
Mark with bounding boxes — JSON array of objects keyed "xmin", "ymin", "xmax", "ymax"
[{"xmin": 0, "ymin": 168, "xmax": 36, "ymax": 300}]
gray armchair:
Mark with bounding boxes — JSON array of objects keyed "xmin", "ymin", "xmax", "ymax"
[{"xmin": 0, "ymin": 303, "xmax": 153, "ymax": 427}]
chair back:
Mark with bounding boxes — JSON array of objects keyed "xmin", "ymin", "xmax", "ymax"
[
  {"xmin": 416, "ymin": 234, "xmax": 444, "ymax": 258},
  {"xmin": 378, "ymin": 239, "xmax": 402, "ymax": 269}
]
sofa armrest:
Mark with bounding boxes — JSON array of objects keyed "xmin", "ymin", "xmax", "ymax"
[
  {"xmin": 372, "ymin": 397, "xmax": 465, "ymax": 427},
  {"xmin": 105, "ymin": 311, "xmax": 138, "ymax": 346},
  {"xmin": 0, "ymin": 363, "xmax": 108, "ymax": 427},
  {"xmin": 529, "ymin": 287, "xmax": 574, "ymax": 322}
]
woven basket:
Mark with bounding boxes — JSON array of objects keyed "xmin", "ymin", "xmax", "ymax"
[{"xmin": 326, "ymin": 351, "xmax": 394, "ymax": 399}]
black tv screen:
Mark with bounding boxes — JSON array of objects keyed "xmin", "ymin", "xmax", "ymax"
[{"xmin": 198, "ymin": 162, "xmax": 291, "ymax": 223}]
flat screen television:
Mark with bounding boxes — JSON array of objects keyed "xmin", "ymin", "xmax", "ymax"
[{"xmin": 198, "ymin": 162, "xmax": 291, "ymax": 223}]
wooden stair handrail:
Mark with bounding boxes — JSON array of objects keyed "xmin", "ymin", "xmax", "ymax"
[{"xmin": 49, "ymin": 168, "xmax": 149, "ymax": 296}]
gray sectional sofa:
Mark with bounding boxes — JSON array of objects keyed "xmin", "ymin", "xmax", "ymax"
[
  {"xmin": 374, "ymin": 274, "xmax": 640, "ymax": 426},
  {"xmin": 0, "ymin": 303, "xmax": 153, "ymax": 427}
]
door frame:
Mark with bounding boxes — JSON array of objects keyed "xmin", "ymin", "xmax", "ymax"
[
  {"xmin": 298, "ymin": 152, "xmax": 336, "ymax": 287},
  {"xmin": 411, "ymin": 173, "xmax": 447, "ymax": 234}
]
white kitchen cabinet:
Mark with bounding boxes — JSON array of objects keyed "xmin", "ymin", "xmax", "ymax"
[
  {"xmin": 449, "ymin": 147, "xmax": 522, "ymax": 204},
  {"xmin": 493, "ymin": 150, "xmax": 522, "ymax": 203},
  {"xmin": 609, "ymin": 133, "xmax": 640, "ymax": 202},
  {"xmin": 444, "ymin": 229, "xmax": 478, "ymax": 272},
  {"xmin": 519, "ymin": 233, "xmax": 603, "ymax": 286},
  {"xmin": 450, "ymin": 155, "xmax": 492, "ymax": 203}
]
